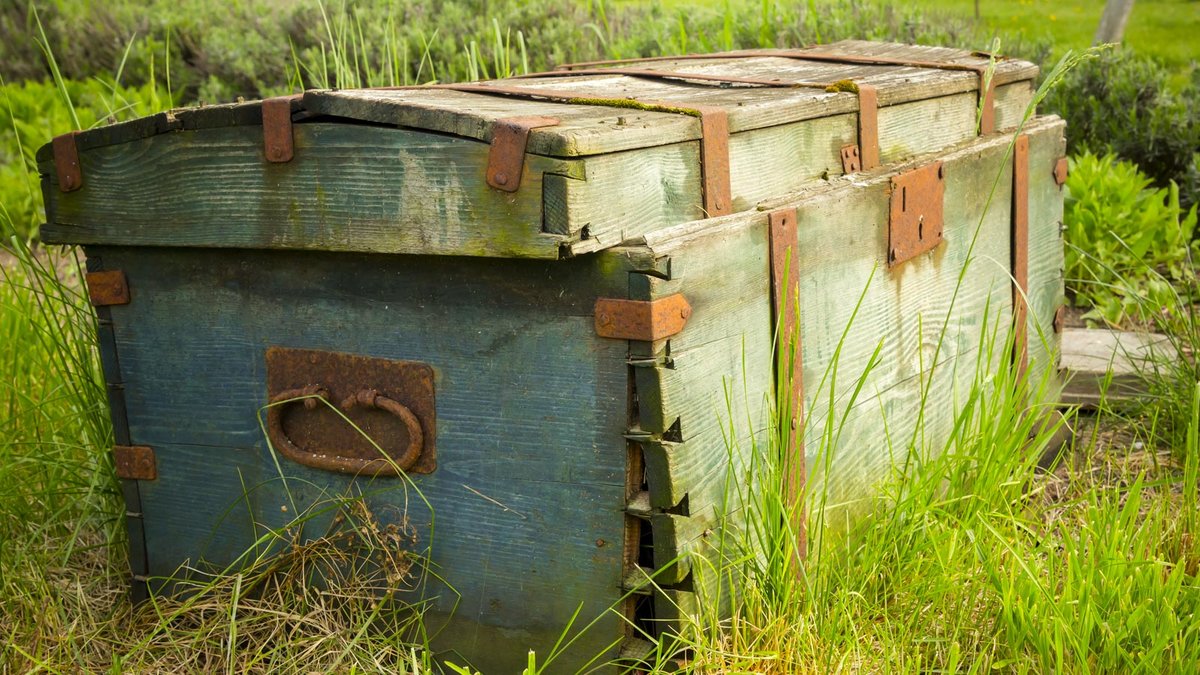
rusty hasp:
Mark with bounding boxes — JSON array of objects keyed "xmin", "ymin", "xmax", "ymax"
[
  {"xmin": 265, "ymin": 347, "xmax": 437, "ymax": 475},
  {"xmin": 52, "ymin": 131, "xmax": 83, "ymax": 192},
  {"xmin": 486, "ymin": 116, "xmax": 561, "ymax": 192},
  {"xmin": 114, "ymin": 445, "xmax": 157, "ymax": 480},
  {"xmin": 595, "ymin": 294, "xmax": 692, "ymax": 341},
  {"xmin": 888, "ymin": 162, "xmax": 946, "ymax": 267},
  {"xmin": 86, "ymin": 270, "xmax": 131, "ymax": 306}
]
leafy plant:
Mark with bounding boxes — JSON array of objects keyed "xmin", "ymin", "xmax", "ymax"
[
  {"xmin": 1063, "ymin": 151, "xmax": 1199, "ymax": 326},
  {"xmin": 1042, "ymin": 48, "xmax": 1200, "ymax": 210}
]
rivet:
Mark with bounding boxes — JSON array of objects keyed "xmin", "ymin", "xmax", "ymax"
[
  {"xmin": 494, "ymin": 172, "xmax": 509, "ymax": 186},
  {"xmin": 681, "ymin": 307, "xmax": 692, "ymax": 319},
  {"xmin": 598, "ymin": 312, "xmax": 612, "ymax": 327}
]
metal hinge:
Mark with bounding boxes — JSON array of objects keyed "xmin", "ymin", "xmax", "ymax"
[
  {"xmin": 86, "ymin": 270, "xmax": 131, "ymax": 306},
  {"xmin": 888, "ymin": 162, "xmax": 945, "ymax": 267},
  {"xmin": 114, "ymin": 445, "xmax": 157, "ymax": 480},
  {"xmin": 486, "ymin": 116, "xmax": 560, "ymax": 192},
  {"xmin": 595, "ymin": 294, "xmax": 692, "ymax": 341},
  {"xmin": 52, "ymin": 131, "xmax": 83, "ymax": 192}
]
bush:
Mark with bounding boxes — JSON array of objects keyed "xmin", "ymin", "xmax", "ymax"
[
  {"xmin": 0, "ymin": 78, "xmax": 168, "ymax": 240},
  {"xmin": 1064, "ymin": 151, "xmax": 1199, "ymax": 326},
  {"xmin": 1042, "ymin": 48, "xmax": 1200, "ymax": 210}
]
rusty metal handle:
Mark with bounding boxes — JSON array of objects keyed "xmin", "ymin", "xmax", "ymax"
[{"xmin": 266, "ymin": 385, "xmax": 423, "ymax": 475}]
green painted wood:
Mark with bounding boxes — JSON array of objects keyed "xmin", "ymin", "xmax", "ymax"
[
  {"xmin": 91, "ymin": 244, "xmax": 642, "ymax": 672},
  {"xmin": 727, "ymin": 113, "xmax": 856, "ymax": 211},
  {"xmin": 41, "ymin": 41, "xmax": 1038, "ymax": 262},
  {"xmin": 616, "ymin": 118, "xmax": 1065, "ymax": 623},
  {"xmin": 549, "ymin": 141, "xmax": 705, "ymax": 248},
  {"xmin": 1025, "ymin": 123, "xmax": 1068, "ymax": 378},
  {"xmin": 303, "ymin": 40, "xmax": 1036, "ymax": 158},
  {"xmin": 994, "ymin": 80, "xmax": 1035, "ymax": 132},
  {"xmin": 42, "ymin": 123, "xmax": 579, "ymax": 258}
]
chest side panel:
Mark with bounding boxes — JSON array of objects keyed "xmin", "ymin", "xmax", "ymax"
[{"xmin": 92, "ymin": 246, "xmax": 637, "ymax": 670}]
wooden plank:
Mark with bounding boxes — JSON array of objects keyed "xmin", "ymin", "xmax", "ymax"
[
  {"xmin": 877, "ymin": 92, "xmax": 975, "ymax": 163},
  {"xmin": 619, "ymin": 118, "xmax": 1065, "ymax": 589},
  {"xmin": 1059, "ymin": 328, "xmax": 1176, "ymax": 405},
  {"xmin": 90, "ymin": 244, "xmax": 638, "ymax": 671},
  {"xmin": 550, "ymin": 141, "xmax": 705, "ymax": 247},
  {"xmin": 994, "ymin": 80, "xmax": 1034, "ymax": 132},
  {"xmin": 304, "ymin": 40, "xmax": 1035, "ymax": 158},
  {"xmin": 1025, "ymin": 121, "xmax": 1068, "ymax": 380},
  {"xmin": 42, "ymin": 123, "xmax": 575, "ymax": 258}
]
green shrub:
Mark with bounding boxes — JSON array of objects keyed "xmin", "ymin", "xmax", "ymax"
[
  {"xmin": 1042, "ymin": 48, "xmax": 1200, "ymax": 209},
  {"xmin": 1064, "ymin": 151, "xmax": 1199, "ymax": 326},
  {"xmin": 0, "ymin": 78, "xmax": 169, "ymax": 241}
]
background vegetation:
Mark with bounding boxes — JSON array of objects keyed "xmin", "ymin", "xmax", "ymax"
[{"xmin": 2, "ymin": 0, "xmax": 1199, "ymax": 672}]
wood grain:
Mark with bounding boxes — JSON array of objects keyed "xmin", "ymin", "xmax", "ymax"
[{"xmin": 93, "ymin": 244, "xmax": 641, "ymax": 671}]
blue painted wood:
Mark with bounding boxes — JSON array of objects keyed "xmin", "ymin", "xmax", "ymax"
[{"xmin": 93, "ymin": 245, "xmax": 639, "ymax": 671}]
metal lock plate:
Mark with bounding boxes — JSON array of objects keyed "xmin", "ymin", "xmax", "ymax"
[
  {"xmin": 888, "ymin": 161, "xmax": 945, "ymax": 267},
  {"xmin": 266, "ymin": 347, "xmax": 437, "ymax": 475}
]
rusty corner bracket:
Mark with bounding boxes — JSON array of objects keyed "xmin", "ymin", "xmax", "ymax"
[
  {"xmin": 888, "ymin": 162, "xmax": 946, "ymax": 267},
  {"xmin": 262, "ymin": 95, "xmax": 302, "ymax": 163},
  {"xmin": 86, "ymin": 270, "xmax": 131, "ymax": 306},
  {"xmin": 52, "ymin": 131, "xmax": 83, "ymax": 192},
  {"xmin": 595, "ymin": 294, "xmax": 691, "ymax": 341},
  {"xmin": 1054, "ymin": 157, "xmax": 1069, "ymax": 187},
  {"xmin": 486, "ymin": 116, "xmax": 560, "ymax": 192},
  {"xmin": 114, "ymin": 446, "xmax": 157, "ymax": 481},
  {"xmin": 840, "ymin": 144, "xmax": 862, "ymax": 174}
]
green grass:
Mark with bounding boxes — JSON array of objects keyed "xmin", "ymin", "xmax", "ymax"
[
  {"xmin": 897, "ymin": 0, "xmax": 1197, "ymax": 69},
  {"xmin": 635, "ymin": 0, "xmax": 1198, "ymax": 69}
]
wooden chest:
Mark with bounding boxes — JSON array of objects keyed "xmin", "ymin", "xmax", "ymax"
[{"xmin": 38, "ymin": 41, "xmax": 1064, "ymax": 671}]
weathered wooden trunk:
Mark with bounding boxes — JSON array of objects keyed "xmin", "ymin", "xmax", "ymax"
[{"xmin": 38, "ymin": 41, "xmax": 1065, "ymax": 671}]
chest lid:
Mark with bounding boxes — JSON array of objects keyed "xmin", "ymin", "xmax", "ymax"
[{"xmin": 39, "ymin": 40, "xmax": 1037, "ymax": 260}]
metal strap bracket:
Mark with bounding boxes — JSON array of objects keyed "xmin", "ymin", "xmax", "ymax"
[
  {"xmin": 262, "ymin": 95, "xmax": 302, "ymax": 163},
  {"xmin": 767, "ymin": 207, "xmax": 806, "ymax": 562},
  {"xmin": 486, "ymin": 116, "xmax": 560, "ymax": 192},
  {"xmin": 595, "ymin": 294, "xmax": 692, "ymax": 341},
  {"xmin": 1012, "ymin": 135, "xmax": 1030, "ymax": 375},
  {"xmin": 857, "ymin": 84, "xmax": 880, "ymax": 171},
  {"xmin": 114, "ymin": 445, "xmax": 157, "ymax": 480},
  {"xmin": 86, "ymin": 270, "xmax": 131, "ymax": 306},
  {"xmin": 52, "ymin": 131, "xmax": 83, "ymax": 192}
]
